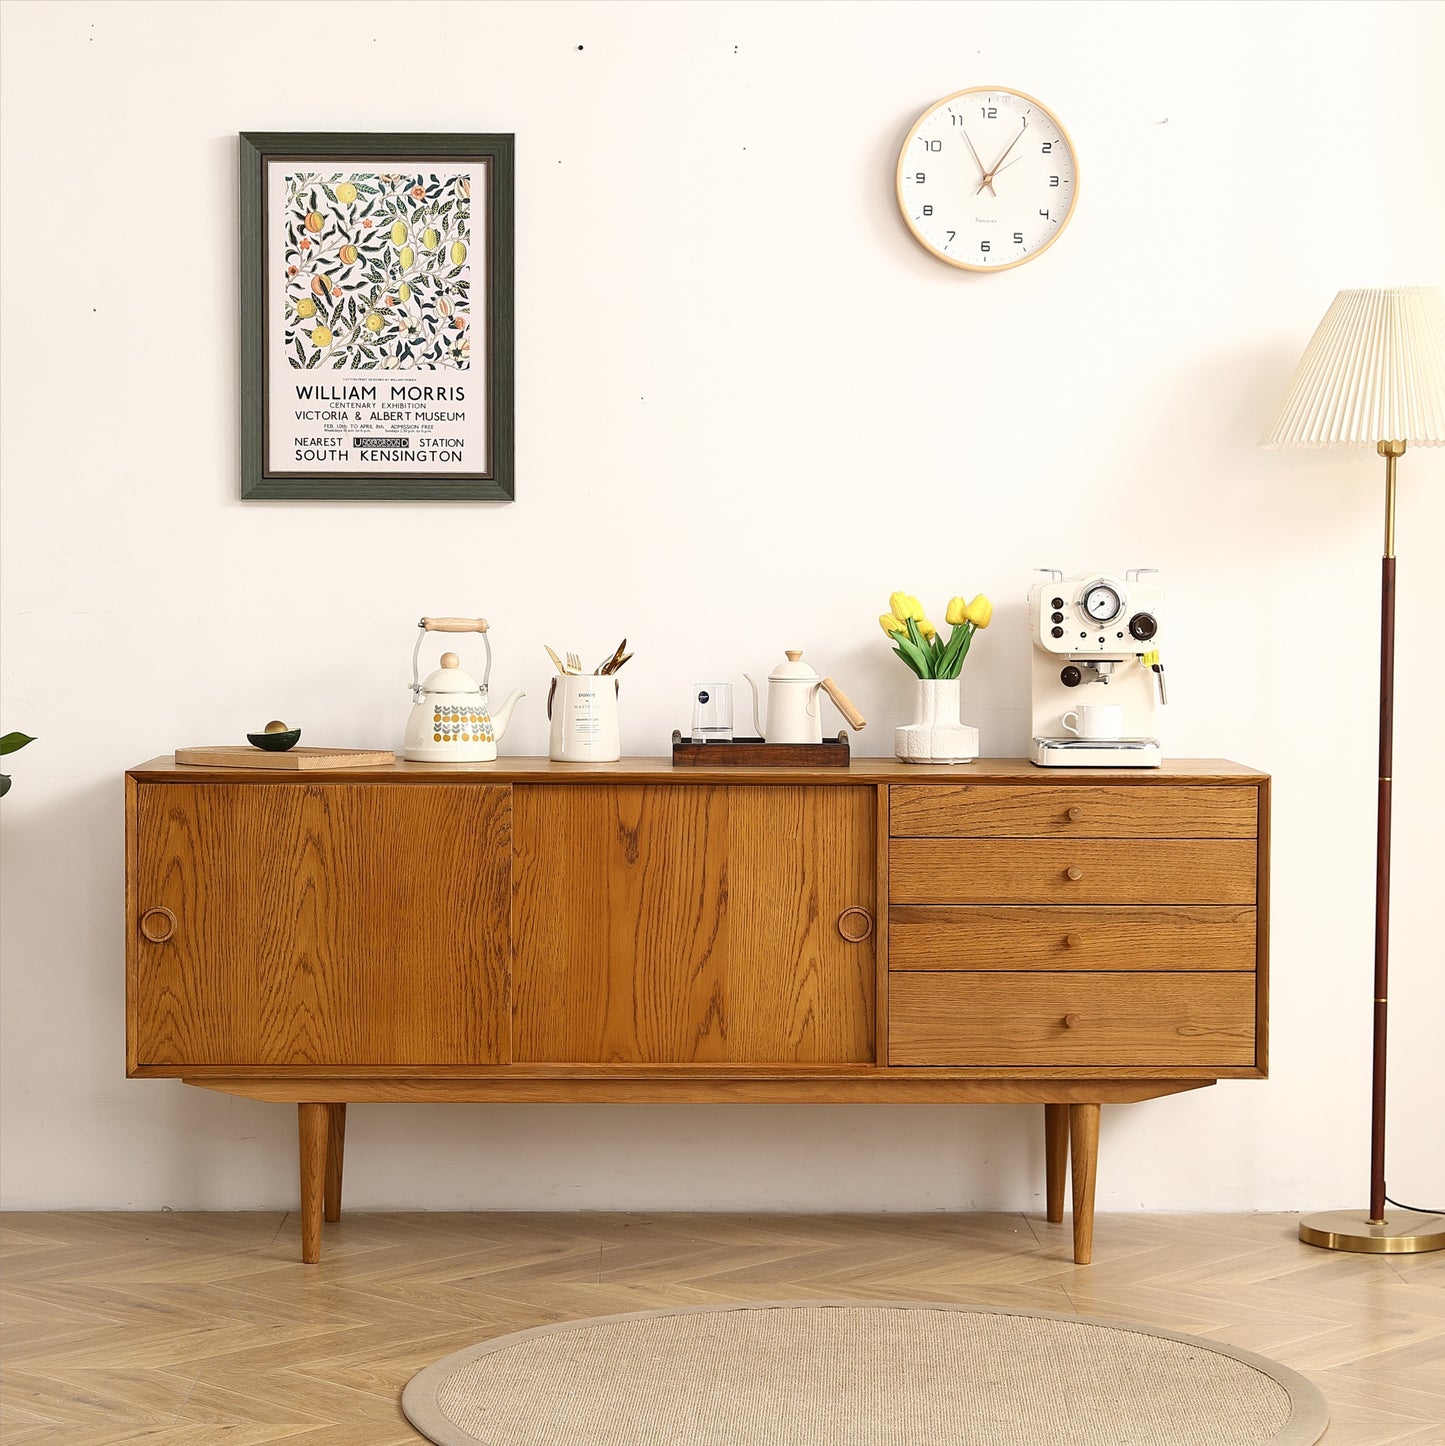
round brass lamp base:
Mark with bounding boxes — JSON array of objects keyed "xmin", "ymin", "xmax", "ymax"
[{"xmin": 1299, "ymin": 1207, "xmax": 1445, "ymax": 1254}]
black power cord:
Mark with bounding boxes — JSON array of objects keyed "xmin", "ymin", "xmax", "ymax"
[{"xmin": 1385, "ymin": 1193, "xmax": 1444, "ymax": 1215}]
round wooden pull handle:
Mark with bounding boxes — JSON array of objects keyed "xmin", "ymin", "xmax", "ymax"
[
  {"xmin": 1063, "ymin": 1013, "xmax": 1082, "ymax": 1029},
  {"xmin": 1066, "ymin": 806, "xmax": 1083, "ymax": 822},
  {"xmin": 140, "ymin": 906, "xmax": 176, "ymax": 943},
  {"xmin": 837, "ymin": 907, "xmax": 874, "ymax": 943},
  {"xmin": 1064, "ymin": 932, "xmax": 1082, "ymax": 949},
  {"xmin": 1066, "ymin": 866, "xmax": 1084, "ymax": 881}
]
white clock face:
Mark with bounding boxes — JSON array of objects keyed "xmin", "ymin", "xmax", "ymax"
[{"xmin": 897, "ymin": 88, "xmax": 1078, "ymax": 271}]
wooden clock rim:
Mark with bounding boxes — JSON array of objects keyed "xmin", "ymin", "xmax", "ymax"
[{"xmin": 895, "ymin": 84, "xmax": 1080, "ymax": 274}]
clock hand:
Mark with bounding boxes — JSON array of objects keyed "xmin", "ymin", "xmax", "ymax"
[
  {"xmin": 961, "ymin": 129, "xmax": 995, "ymax": 197},
  {"xmin": 976, "ymin": 120, "xmax": 1029, "ymax": 193}
]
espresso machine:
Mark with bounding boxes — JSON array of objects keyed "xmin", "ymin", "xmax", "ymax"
[{"xmin": 1028, "ymin": 569, "xmax": 1167, "ymax": 767}]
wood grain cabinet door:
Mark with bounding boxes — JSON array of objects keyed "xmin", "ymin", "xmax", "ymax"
[
  {"xmin": 128, "ymin": 782, "xmax": 511, "ymax": 1069},
  {"xmin": 512, "ymin": 784, "xmax": 876, "ymax": 1064}
]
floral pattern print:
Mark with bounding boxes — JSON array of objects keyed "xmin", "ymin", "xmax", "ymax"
[{"xmin": 283, "ymin": 172, "xmax": 471, "ymax": 369}]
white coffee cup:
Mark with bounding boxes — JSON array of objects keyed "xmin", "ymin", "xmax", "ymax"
[{"xmin": 1061, "ymin": 703, "xmax": 1125, "ymax": 740}]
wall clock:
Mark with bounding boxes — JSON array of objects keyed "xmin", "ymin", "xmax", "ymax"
[{"xmin": 896, "ymin": 87, "xmax": 1078, "ymax": 272}]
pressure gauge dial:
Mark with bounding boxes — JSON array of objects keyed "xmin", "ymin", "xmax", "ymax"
[{"xmin": 1081, "ymin": 582, "xmax": 1123, "ymax": 623}]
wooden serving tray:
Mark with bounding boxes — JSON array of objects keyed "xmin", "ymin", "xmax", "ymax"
[
  {"xmin": 175, "ymin": 746, "xmax": 396, "ymax": 770},
  {"xmin": 670, "ymin": 731, "xmax": 850, "ymax": 768}
]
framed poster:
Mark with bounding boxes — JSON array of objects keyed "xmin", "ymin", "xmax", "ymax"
[{"xmin": 240, "ymin": 132, "xmax": 514, "ymax": 501}]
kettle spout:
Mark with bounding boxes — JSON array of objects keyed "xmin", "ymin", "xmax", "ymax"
[{"xmin": 491, "ymin": 688, "xmax": 524, "ymax": 741}]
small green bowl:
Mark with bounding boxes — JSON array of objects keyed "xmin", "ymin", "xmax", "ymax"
[{"xmin": 247, "ymin": 728, "xmax": 301, "ymax": 752}]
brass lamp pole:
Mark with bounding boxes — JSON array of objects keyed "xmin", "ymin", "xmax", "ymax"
[{"xmin": 1262, "ymin": 287, "xmax": 1445, "ymax": 1254}]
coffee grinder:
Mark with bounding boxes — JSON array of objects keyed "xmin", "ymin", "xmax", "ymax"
[{"xmin": 1028, "ymin": 569, "xmax": 1167, "ymax": 767}]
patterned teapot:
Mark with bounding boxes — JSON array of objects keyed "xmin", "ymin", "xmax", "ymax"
[{"xmin": 403, "ymin": 616, "xmax": 523, "ymax": 762}]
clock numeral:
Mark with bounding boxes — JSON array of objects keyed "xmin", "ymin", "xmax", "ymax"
[
  {"xmin": 1013, "ymin": 231, "xmax": 1024, "ymax": 245},
  {"xmin": 921, "ymin": 139, "xmax": 941, "ymax": 152},
  {"xmin": 945, "ymin": 230, "xmax": 956, "ymax": 245},
  {"xmin": 981, "ymin": 105, "xmax": 997, "ymax": 118},
  {"xmin": 1042, "ymin": 141, "xmax": 1053, "ymax": 153},
  {"xmin": 921, "ymin": 205, "xmax": 933, "ymax": 216},
  {"xmin": 980, "ymin": 240, "xmax": 990, "ymax": 253},
  {"xmin": 1050, "ymin": 175, "xmax": 1060, "ymax": 187},
  {"xmin": 914, "ymin": 172, "xmax": 926, "ymax": 184},
  {"xmin": 1039, "ymin": 208, "xmax": 1051, "ymax": 219},
  {"xmin": 950, "ymin": 114, "xmax": 966, "ymax": 126}
]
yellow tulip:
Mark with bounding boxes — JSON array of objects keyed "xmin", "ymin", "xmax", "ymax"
[
  {"xmin": 879, "ymin": 613, "xmax": 906, "ymax": 637},
  {"xmin": 945, "ymin": 596, "xmax": 969, "ymax": 627},
  {"xmin": 918, "ymin": 617, "xmax": 937, "ymax": 640},
  {"xmin": 889, "ymin": 591, "xmax": 924, "ymax": 622},
  {"xmin": 963, "ymin": 594, "xmax": 993, "ymax": 628}
]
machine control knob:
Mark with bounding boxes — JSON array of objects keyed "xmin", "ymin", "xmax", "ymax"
[
  {"xmin": 1060, "ymin": 666, "xmax": 1083, "ymax": 688},
  {"xmin": 1051, "ymin": 596, "xmax": 1065, "ymax": 609},
  {"xmin": 1050, "ymin": 611, "xmax": 1064, "ymax": 624},
  {"xmin": 1050, "ymin": 626, "xmax": 1065, "ymax": 639},
  {"xmin": 1129, "ymin": 612, "xmax": 1158, "ymax": 641},
  {"xmin": 1062, "ymin": 1013, "xmax": 1082, "ymax": 1029},
  {"xmin": 1066, "ymin": 866, "xmax": 1084, "ymax": 881}
]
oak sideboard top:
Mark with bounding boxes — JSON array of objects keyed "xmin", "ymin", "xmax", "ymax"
[{"xmin": 128, "ymin": 755, "xmax": 1267, "ymax": 785}]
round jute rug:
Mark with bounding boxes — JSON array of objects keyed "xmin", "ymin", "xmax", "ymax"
[{"xmin": 402, "ymin": 1299, "xmax": 1329, "ymax": 1446}]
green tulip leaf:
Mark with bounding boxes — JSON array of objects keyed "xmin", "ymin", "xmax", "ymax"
[
  {"xmin": 891, "ymin": 644, "xmax": 925, "ymax": 678},
  {"xmin": 0, "ymin": 732, "xmax": 35, "ymax": 757}
]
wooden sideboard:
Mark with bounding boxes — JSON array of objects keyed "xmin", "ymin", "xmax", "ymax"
[{"xmin": 125, "ymin": 756, "xmax": 1269, "ymax": 1263}]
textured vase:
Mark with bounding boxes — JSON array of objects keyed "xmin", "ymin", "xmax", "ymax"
[{"xmin": 894, "ymin": 677, "xmax": 980, "ymax": 764}]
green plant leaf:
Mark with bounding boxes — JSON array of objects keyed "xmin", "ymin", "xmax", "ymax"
[
  {"xmin": 892, "ymin": 632, "xmax": 929, "ymax": 676},
  {"xmin": 0, "ymin": 732, "xmax": 35, "ymax": 756},
  {"xmin": 891, "ymin": 644, "xmax": 924, "ymax": 678}
]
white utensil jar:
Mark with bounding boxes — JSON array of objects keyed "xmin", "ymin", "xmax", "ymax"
[{"xmin": 548, "ymin": 674, "xmax": 621, "ymax": 762}]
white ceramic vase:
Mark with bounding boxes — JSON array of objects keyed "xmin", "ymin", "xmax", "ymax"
[{"xmin": 894, "ymin": 677, "xmax": 979, "ymax": 764}]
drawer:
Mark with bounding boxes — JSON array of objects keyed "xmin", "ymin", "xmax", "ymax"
[
  {"xmin": 888, "ymin": 905, "xmax": 1256, "ymax": 971},
  {"xmin": 889, "ymin": 972, "xmax": 1257, "ymax": 1067},
  {"xmin": 889, "ymin": 838, "xmax": 1256, "ymax": 905},
  {"xmin": 890, "ymin": 784, "xmax": 1256, "ymax": 839}
]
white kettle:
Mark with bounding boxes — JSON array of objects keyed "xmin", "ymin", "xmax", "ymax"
[
  {"xmin": 744, "ymin": 650, "xmax": 866, "ymax": 744},
  {"xmin": 403, "ymin": 617, "xmax": 523, "ymax": 762}
]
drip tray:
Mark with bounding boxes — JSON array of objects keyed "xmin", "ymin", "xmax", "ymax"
[{"xmin": 1031, "ymin": 736, "xmax": 1162, "ymax": 768}]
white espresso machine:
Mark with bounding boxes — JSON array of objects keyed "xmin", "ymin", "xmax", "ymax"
[{"xmin": 1028, "ymin": 569, "xmax": 1167, "ymax": 767}]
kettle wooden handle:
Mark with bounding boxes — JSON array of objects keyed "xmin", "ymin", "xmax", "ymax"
[
  {"xmin": 821, "ymin": 677, "xmax": 866, "ymax": 731},
  {"xmin": 421, "ymin": 617, "xmax": 489, "ymax": 633}
]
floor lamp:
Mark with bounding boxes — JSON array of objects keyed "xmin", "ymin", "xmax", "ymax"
[{"xmin": 1261, "ymin": 286, "xmax": 1445, "ymax": 1254}]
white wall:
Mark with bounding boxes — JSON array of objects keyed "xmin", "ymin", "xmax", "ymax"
[{"xmin": 2, "ymin": 0, "xmax": 1442, "ymax": 1215}]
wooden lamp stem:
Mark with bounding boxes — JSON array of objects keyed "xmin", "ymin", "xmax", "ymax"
[{"xmin": 1369, "ymin": 440, "xmax": 1401, "ymax": 1225}]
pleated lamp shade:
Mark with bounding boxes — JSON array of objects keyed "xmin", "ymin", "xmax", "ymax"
[{"xmin": 1260, "ymin": 287, "xmax": 1445, "ymax": 449}]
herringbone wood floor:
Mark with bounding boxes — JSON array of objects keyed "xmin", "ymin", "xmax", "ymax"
[{"xmin": 1, "ymin": 1210, "xmax": 1441, "ymax": 1444}]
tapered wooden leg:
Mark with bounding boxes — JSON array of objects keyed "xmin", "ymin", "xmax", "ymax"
[
  {"xmin": 324, "ymin": 1104, "xmax": 346, "ymax": 1223},
  {"xmin": 1044, "ymin": 1103, "xmax": 1069, "ymax": 1224},
  {"xmin": 298, "ymin": 1103, "xmax": 327, "ymax": 1264},
  {"xmin": 1069, "ymin": 1103, "xmax": 1100, "ymax": 1265}
]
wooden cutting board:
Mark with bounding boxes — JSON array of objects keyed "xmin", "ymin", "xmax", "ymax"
[{"xmin": 174, "ymin": 746, "xmax": 396, "ymax": 770}]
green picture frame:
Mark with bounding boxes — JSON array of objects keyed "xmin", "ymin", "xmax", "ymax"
[{"xmin": 239, "ymin": 131, "xmax": 514, "ymax": 501}]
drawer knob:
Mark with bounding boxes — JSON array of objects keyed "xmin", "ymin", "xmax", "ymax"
[
  {"xmin": 837, "ymin": 906, "xmax": 874, "ymax": 943},
  {"xmin": 1066, "ymin": 806, "xmax": 1083, "ymax": 822},
  {"xmin": 1064, "ymin": 932, "xmax": 1082, "ymax": 949},
  {"xmin": 140, "ymin": 906, "xmax": 176, "ymax": 943},
  {"xmin": 1065, "ymin": 866, "xmax": 1084, "ymax": 881},
  {"xmin": 1062, "ymin": 1013, "xmax": 1082, "ymax": 1029}
]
